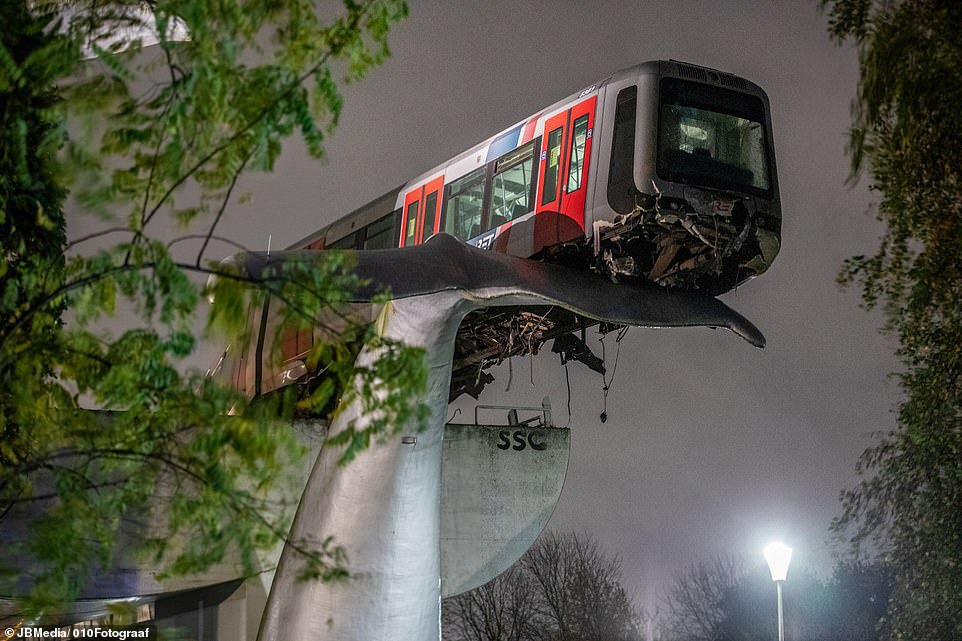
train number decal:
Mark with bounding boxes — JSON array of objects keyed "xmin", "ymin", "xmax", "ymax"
[{"xmin": 472, "ymin": 229, "xmax": 498, "ymax": 251}]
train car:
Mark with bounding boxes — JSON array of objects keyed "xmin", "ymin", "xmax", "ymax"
[
  {"xmin": 293, "ymin": 59, "xmax": 781, "ymax": 294},
  {"xmin": 211, "ymin": 59, "xmax": 781, "ymax": 401}
]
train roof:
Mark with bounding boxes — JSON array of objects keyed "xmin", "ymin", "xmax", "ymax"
[
  {"xmin": 289, "ymin": 184, "xmax": 403, "ymax": 250},
  {"xmin": 394, "ymin": 60, "xmax": 767, "ymax": 189}
]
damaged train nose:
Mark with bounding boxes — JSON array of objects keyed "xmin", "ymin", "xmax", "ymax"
[{"xmin": 593, "ymin": 186, "xmax": 780, "ymax": 295}]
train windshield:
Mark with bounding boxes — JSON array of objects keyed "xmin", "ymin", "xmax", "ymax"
[{"xmin": 657, "ymin": 77, "xmax": 771, "ymax": 196}]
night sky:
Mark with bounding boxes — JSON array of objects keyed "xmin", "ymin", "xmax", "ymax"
[{"xmin": 68, "ymin": 0, "xmax": 902, "ymax": 612}]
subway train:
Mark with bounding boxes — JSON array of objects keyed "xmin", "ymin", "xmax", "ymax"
[
  {"xmin": 212, "ymin": 60, "xmax": 780, "ymax": 400},
  {"xmin": 294, "ymin": 59, "xmax": 781, "ymax": 294}
]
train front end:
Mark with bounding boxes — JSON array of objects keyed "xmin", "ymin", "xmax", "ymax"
[{"xmin": 595, "ymin": 60, "xmax": 781, "ymax": 295}]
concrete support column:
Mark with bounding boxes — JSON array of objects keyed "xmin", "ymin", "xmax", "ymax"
[{"xmin": 258, "ymin": 292, "xmax": 473, "ymax": 641}]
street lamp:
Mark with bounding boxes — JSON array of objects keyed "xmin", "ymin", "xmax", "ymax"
[{"xmin": 764, "ymin": 542, "xmax": 792, "ymax": 641}]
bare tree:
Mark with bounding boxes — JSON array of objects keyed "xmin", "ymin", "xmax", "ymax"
[
  {"xmin": 443, "ymin": 564, "xmax": 540, "ymax": 641},
  {"xmin": 659, "ymin": 555, "xmax": 743, "ymax": 641},
  {"xmin": 443, "ymin": 530, "xmax": 642, "ymax": 641}
]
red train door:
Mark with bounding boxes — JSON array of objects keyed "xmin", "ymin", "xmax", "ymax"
[
  {"xmin": 559, "ymin": 96, "xmax": 596, "ymax": 225},
  {"xmin": 399, "ymin": 176, "xmax": 444, "ymax": 247},
  {"xmin": 536, "ymin": 110, "xmax": 569, "ymax": 216},
  {"xmin": 400, "ymin": 188, "xmax": 420, "ymax": 247},
  {"xmin": 535, "ymin": 97, "xmax": 597, "ymax": 228},
  {"xmin": 416, "ymin": 176, "xmax": 444, "ymax": 243}
]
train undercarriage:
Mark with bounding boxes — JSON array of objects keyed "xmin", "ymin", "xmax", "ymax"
[{"xmin": 450, "ymin": 306, "xmax": 611, "ymax": 401}]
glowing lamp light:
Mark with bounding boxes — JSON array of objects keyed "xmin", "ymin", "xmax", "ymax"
[
  {"xmin": 764, "ymin": 542, "xmax": 793, "ymax": 582},
  {"xmin": 764, "ymin": 542, "xmax": 792, "ymax": 641}
]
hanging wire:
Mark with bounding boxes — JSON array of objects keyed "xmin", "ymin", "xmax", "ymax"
[
  {"xmin": 505, "ymin": 355, "xmax": 513, "ymax": 392},
  {"xmin": 563, "ymin": 357, "xmax": 572, "ymax": 428},
  {"xmin": 599, "ymin": 332, "xmax": 607, "ymax": 422},
  {"xmin": 599, "ymin": 325, "xmax": 630, "ymax": 423}
]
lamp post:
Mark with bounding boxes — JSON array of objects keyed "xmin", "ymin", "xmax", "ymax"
[{"xmin": 763, "ymin": 542, "xmax": 792, "ymax": 641}]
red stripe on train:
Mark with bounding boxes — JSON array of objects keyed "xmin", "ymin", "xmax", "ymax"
[{"xmin": 520, "ymin": 112, "xmax": 542, "ymax": 144}]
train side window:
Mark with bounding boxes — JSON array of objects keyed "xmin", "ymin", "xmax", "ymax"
[
  {"xmin": 444, "ymin": 167, "xmax": 485, "ymax": 241},
  {"xmin": 607, "ymin": 85, "xmax": 637, "ymax": 214},
  {"xmin": 541, "ymin": 127, "xmax": 564, "ymax": 205},
  {"xmin": 363, "ymin": 212, "xmax": 395, "ymax": 249},
  {"xmin": 422, "ymin": 190, "xmax": 438, "ymax": 240},
  {"xmin": 328, "ymin": 231, "xmax": 358, "ymax": 249},
  {"xmin": 392, "ymin": 208, "xmax": 402, "ymax": 246},
  {"xmin": 404, "ymin": 200, "xmax": 418, "ymax": 246},
  {"xmin": 490, "ymin": 142, "xmax": 535, "ymax": 227},
  {"xmin": 566, "ymin": 114, "xmax": 590, "ymax": 192}
]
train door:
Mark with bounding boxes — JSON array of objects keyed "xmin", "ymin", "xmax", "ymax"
[
  {"xmin": 535, "ymin": 97, "xmax": 597, "ymax": 228},
  {"xmin": 536, "ymin": 110, "xmax": 569, "ymax": 216},
  {"xmin": 559, "ymin": 97, "xmax": 596, "ymax": 224},
  {"xmin": 399, "ymin": 176, "xmax": 444, "ymax": 246},
  {"xmin": 417, "ymin": 176, "xmax": 444, "ymax": 243},
  {"xmin": 400, "ymin": 188, "xmax": 420, "ymax": 247}
]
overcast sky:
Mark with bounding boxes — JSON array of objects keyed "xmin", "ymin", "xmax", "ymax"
[{"xmin": 68, "ymin": 0, "xmax": 902, "ymax": 612}]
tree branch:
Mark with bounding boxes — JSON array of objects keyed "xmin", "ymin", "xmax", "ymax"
[
  {"xmin": 139, "ymin": 0, "xmax": 376, "ymax": 231},
  {"xmin": 166, "ymin": 234, "xmax": 250, "ymax": 253},
  {"xmin": 64, "ymin": 227, "xmax": 138, "ymax": 251},
  {"xmin": 196, "ymin": 149, "xmax": 252, "ymax": 267}
]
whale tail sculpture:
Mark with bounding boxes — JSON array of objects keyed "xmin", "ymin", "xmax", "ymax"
[{"xmin": 250, "ymin": 234, "xmax": 762, "ymax": 640}]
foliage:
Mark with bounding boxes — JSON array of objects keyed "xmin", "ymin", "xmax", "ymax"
[
  {"xmin": 656, "ymin": 556, "xmax": 892, "ymax": 641},
  {"xmin": 829, "ymin": 560, "xmax": 894, "ymax": 641},
  {"xmin": 716, "ymin": 563, "xmax": 890, "ymax": 641},
  {"xmin": 442, "ymin": 530, "xmax": 643, "ymax": 641},
  {"xmin": 820, "ymin": 1, "xmax": 962, "ymax": 638},
  {"xmin": 659, "ymin": 555, "xmax": 742, "ymax": 641},
  {"xmin": 443, "ymin": 564, "xmax": 539, "ymax": 641},
  {"xmin": 0, "ymin": 0, "xmax": 423, "ymax": 619},
  {"xmin": 0, "ymin": 0, "xmax": 72, "ymax": 491}
]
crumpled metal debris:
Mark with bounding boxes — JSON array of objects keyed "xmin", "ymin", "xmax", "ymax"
[
  {"xmin": 452, "ymin": 307, "xmax": 560, "ymax": 399},
  {"xmin": 592, "ymin": 185, "xmax": 777, "ymax": 293}
]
